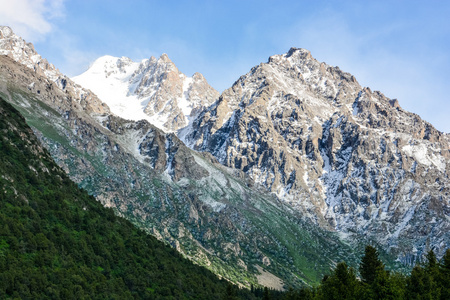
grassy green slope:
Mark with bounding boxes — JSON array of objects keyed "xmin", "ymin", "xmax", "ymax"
[
  {"xmin": 0, "ymin": 83, "xmax": 383, "ymax": 288},
  {"xmin": 0, "ymin": 97, "xmax": 258, "ymax": 299},
  {"xmin": 0, "ymin": 56, "xmax": 402, "ymax": 289}
]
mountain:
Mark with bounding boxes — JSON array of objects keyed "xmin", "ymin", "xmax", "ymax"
[
  {"xmin": 72, "ymin": 54, "xmax": 219, "ymax": 132},
  {"xmin": 182, "ymin": 47, "xmax": 450, "ymax": 263},
  {"xmin": 0, "ymin": 26, "xmax": 365, "ymax": 288},
  {"xmin": 0, "ymin": 96, "xmax": 259, "ymax": 299},
  {"xmin": 0, "ymin": 26, "xmax": 109, "ymax": 115}
]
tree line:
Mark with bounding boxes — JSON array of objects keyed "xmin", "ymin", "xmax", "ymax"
[
  {"xmin": 1, "ymin": 97, "xmax": 449, "ymax": 299},
  {"xmin": 247, "ymin": 246, "xmax": 450, "ymax": 300}
]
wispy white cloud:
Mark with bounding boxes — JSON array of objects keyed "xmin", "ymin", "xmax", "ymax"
[{"xmin": 0, "ymin": 0, "xmax": 65, "ymax": 41}]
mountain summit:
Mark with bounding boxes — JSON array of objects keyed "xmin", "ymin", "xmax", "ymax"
[
  {"xmin": 1, "ymin": 26, "xmax": 364, "ymax": 287},
  {"xmin": 0, "ymin": 26, "xmax": 109, "ymax": 115},
  {"xmin": 1, "ymin": 25, "xmax": 448, "ymax": 285},
  {"xmin": 182, "ymin": 47, "xmax": 450, "ymax": 262},
  {"xmin": 73, "ymin": 54, "xmax": 219, "ymax": 132}
]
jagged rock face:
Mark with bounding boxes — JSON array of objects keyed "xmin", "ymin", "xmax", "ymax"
[
  {"xmin": 0, "ymin": 26, "xmax": 109, "ymax": 115},
  {"xmin": 72, "ymin": 54, "xmax": 219, "ymax": 132},
  {"xmin": 182, "ymin": 47, "xmax": 450, "ymax": 261},
  {"xmin": 182, "ymin": 48, "xmax": 363, "ymax": 221},
  {"xmin": 0, "ymin": 50, "xmax": 363, "ymax": 288},
  {"xmin": 2, "ymin": 22, "xmax": 447, "ymax": 283}
]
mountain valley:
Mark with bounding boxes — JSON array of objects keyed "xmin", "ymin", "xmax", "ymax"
[{"xmin": 0, "ymin": 24, "xmax": 449, "ymax": 290}]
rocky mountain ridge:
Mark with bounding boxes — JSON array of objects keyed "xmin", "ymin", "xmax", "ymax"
[
  {"xmin": 0, "ymin": 26, "xmax": 366, "ymax": 288},
  {"xmin": 0, "ymin": 26, "xmax": 109, "ymax": 115},
  {"xmin": 182, "ymin": 47, "xmax": 450, "ymax": 262},
  {"xmin": 0, "ymin": 95, "xmax": 261, "ymax": 299},
  {"xmin": 1, "ymin": 24, "xmax": 448, "ymax": 284},
  {"xmin": 72, "ymin": 53, "xmax": 219, "ymax": 132}
]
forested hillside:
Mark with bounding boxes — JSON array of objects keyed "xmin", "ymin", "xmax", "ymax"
[
  {"xmin": 284, "ymin": 246, "xmax": 450, "ymax": 300},
  {"xmin": 0, "ymin": 97, "xmax": 256, "ymax": 299},
  {"xmin": 1, "ymin": 92, "xmax": 449, "ymax": 299}
]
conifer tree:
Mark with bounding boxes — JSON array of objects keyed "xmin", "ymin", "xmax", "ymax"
[
  {"xmin": 425, "ymin": 249, "xmax": 440, "ymax": 299},
  {"xmin": 440, "ymin": 249, "xmax": 450, "ymax": 300},
  {"xmin": 283, "ymin": 287, "xmax": 296, "ymax": 300},
  {"xmin": 320, "ymin": 262, "xmax": 358, "ymax": 300},
  {"xmin": 223, "ymin": 283, "xmax": 236, "ymax": 300},
  {"xmin": 359, "ymin": 245, "xmax": 384, "ymax": 285},
  {"xmin": 371, "ymin": 267, "xmax": 405, "ymax": 300},
  {"xmin": 425, "ymin": 250, "xmax": 439, "ymax": 276},
  {"xmin": 406, "ymin": 265, "xmax": 432, "ymax": 300},
  {"xmin": 298, "ymin": 287, "xmax": 314, "ymax": 300},
  {"xmin": 263, "ymin": 286, "xmax": 270, "ymax": 300}
]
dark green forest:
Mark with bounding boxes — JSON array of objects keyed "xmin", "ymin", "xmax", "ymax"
[
  {"xmin": 0, "ymin": 98, "xmax": 257, "ymax": 299},
  {"xmin": 279, "ymin": 246, "xmax": 450, "ymax": 300},
  {"xmin": 0, "ymin": 96, "xmax": 449, "ymax": 299}
]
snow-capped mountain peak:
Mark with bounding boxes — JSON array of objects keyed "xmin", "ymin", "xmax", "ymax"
[
  {"xmin": 73, "ymin": 53, "xmax": 219, "ymax": 132},
  {"xmin": 3, "ymin": 23, "xmax": 448, "ymax": 268},
  {"xmin": 87, "ymin": 55, "xmax": 137, "ymax": 78}
]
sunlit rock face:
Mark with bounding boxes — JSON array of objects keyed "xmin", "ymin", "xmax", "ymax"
[
  {"xmin": 183, "ymin": 47, "xmax": 450, "ymax": 262},
  {"xmin": 2, "ymin": 23, "xmax": 448, "ymax": 283},
  {"xmin": 1, "ymin": 28, "xmax": 367, "ymax": 288},
  {"xmin": 0, "ymin": 26, "xmax": 109, "ymax": 115},
  {"xmin": 73, "ymin": 53, "xmax": 219, "ymax": 132}
]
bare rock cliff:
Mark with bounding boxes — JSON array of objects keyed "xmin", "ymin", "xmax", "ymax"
[{"xmin": 182, "ymin": 47, "xmax": 450, "ymax": 262}]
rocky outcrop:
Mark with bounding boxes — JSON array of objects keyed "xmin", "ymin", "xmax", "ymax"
[
  {"xmin": 0, "ymin": 44, "xmax": 360, "ymax": 288},
  {"xmin": 2, "ymin": 22, "xmax": 447, "ymax": 283},
  {"xmin": 72, "ymin": 53, "xmax": 219, "ymax": 132},
  {"xmin": 0, "ymin": 26, "xmax": 109, "ymax": 115},
  {"xmin": 183, "ymin": 47, "xmax": 450, "ymax": 261}
]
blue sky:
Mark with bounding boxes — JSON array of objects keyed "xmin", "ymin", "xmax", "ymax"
[{"xmin": 1, "ymin": 0, "xmax": 450, "ymax": 132}]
